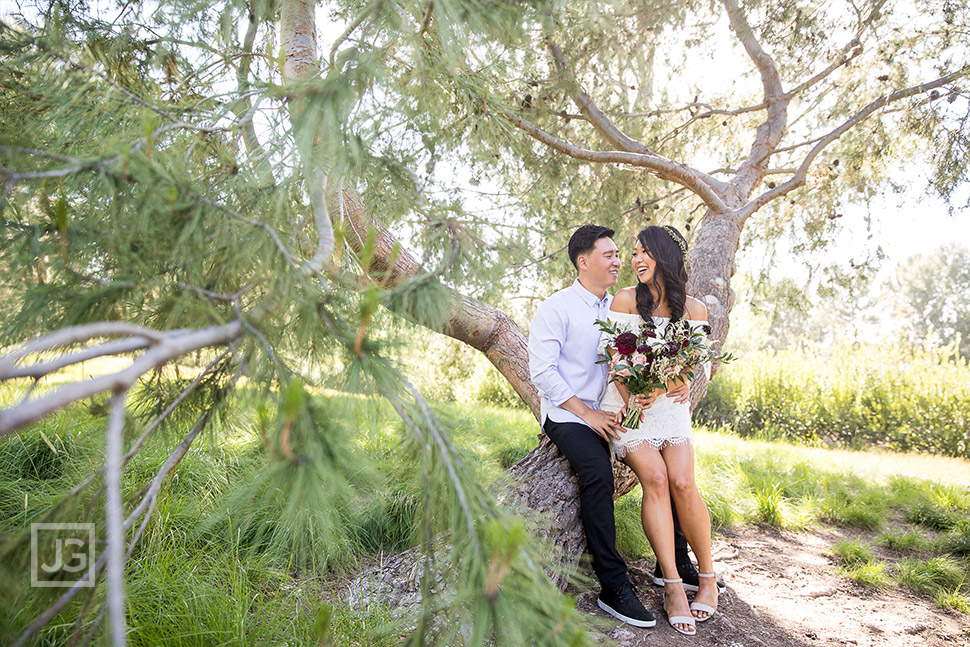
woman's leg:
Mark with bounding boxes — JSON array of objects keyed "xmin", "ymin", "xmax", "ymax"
[
  {"xmin": 661, "ymin": 442, "xmax": 718, "ymax": 618},
  {"xmin": 624, "ymin": 445, "xmax": 692, "ymax": 632}
]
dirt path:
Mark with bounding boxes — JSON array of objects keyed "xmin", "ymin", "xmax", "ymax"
[{"xmin": 578, "ymin": 525, "xmax": 970, "ymax": 647}]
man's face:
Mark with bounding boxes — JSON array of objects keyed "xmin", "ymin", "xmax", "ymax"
[{"xmin": 578, "ymin": 237, "xmax": 621, "ymax": 290}]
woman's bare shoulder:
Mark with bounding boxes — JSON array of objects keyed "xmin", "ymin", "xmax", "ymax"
[
  {"xmin": 610, "ymin": 287, "xmax": 639, "ymax": 313},
  {"xmin": 685, "ymin": 296, "xmax": 708, "ymax": 321}
]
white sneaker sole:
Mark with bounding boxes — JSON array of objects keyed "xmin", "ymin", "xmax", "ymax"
[{"xmin": 596, "ymin": 598, "xmax": 657, "ymax": 628}]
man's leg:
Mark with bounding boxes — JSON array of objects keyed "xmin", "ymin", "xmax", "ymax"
[
  {"xmin": 672, "ymin": 497, "xmax": 692, "ymax": 566},
  {"xmin": 543, "ymin": 419, "xmax": 627, "ymax": 589},
  {"xmin": 544, "ymin": 418, "xmax": 655, "ymax": 628}
]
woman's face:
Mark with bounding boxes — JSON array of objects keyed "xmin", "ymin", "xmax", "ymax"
[{"xmin": 631, "ymin": 240, "xmax": 657, "ymax": 286}]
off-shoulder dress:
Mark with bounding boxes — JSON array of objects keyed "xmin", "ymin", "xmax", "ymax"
[{"xmin": 597, "ymin": 311, "xmax": 709, "ymax": 458}]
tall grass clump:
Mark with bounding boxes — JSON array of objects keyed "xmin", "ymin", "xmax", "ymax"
[
  {"xmin": 613, "ymin": 488, "xmax": 653, "ymax": 560},
  {"xmin": 896, "ymin": 556, "xmax": 967, "ymax": 596},
  {"xmin": 832, "ymin": 538, "xmax": 874, "ymax": 565},
  {"xmin": 696, "ymin": 342, "xmax": 970, "ymax": 458}
]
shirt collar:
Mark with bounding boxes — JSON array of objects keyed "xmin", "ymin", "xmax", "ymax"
[{"xmin": 571, "ymin": 278, "xmax": 610, "ymax": 307}]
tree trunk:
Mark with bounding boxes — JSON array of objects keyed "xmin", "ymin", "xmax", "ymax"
[
  {"xmin": 684, "ymin": 206, "xmax": 745, "ymax": 407},
  {"xmin": 506, "ymin": 435, "xmax": 640, "ymax": 587}
]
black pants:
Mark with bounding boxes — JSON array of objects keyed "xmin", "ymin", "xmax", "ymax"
[{"xmin": 544, "ymin": 418, "xmax": 690, "ymax": 589}]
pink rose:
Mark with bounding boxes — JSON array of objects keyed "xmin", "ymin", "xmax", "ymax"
[{"xmin": 632, "ymin": 353, "xmax": 648, "ymax": 366}]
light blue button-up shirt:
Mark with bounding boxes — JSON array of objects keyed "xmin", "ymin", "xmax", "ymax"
[{"xmin": 528, "ymin": 279, "xmax": 613, "ymax": 426}]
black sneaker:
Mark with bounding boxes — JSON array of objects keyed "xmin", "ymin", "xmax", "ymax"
[
  {"xmin": 597, "ymin": 582, "xmax": 656, "ymax": 628},
  {"xmin": 652, "ymin": 562, "xmax": 726, "ymax": 592}
]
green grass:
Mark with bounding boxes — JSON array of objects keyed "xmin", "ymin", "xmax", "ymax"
[
  {"xmin": 936, "ymin": 589, "xmax": 970, "ymax": 614},
  {"xmin": 842, "ymin": 560, "xmax": 891, "ymax": 589},
  {"xmin": 614, "ymin": 488, "xmax": 653, "ymax": 560},
  {"xmin": 832, "ymin": 538, "xmax": 873, "ymax": 565},
  {"xmin": 896, "ymin": 555, "xmax": 966, "ymax": 595},
  {"xmin": 877, "ymin": 527, "xmax": 931, "ymax": 552},
  {"xmin": 696, "ymin": 342, "xmax": 970, "ymax": 458},
  {"xmin": 3, "ymin": 367, "xmax": 970, "ymax": 644}
]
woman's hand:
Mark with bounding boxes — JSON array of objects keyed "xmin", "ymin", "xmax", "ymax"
[
  {"xmin": 632, "ymin": 387, "xmax": 665, "ymax": 412},
  {"xmin": 666, "ymin": 380, "xmax": 691, "ymax": 404}
]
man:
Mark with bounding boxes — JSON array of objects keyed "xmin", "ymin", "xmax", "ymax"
[{"xmin": 528, "ymin": 224, "xmax": 704, "ymax": 628}]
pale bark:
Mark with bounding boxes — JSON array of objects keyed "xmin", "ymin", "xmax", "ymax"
[
  {"xmin": 104, "ymin": 391, "xmax": 128, "ymax": 647},
  {"xmin": 503, "ymin": 111, "xmax": 729, "ymax": 212}
]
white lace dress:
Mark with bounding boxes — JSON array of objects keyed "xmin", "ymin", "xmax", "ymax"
[{"xmin": 597, "ymin": 311, "xmax": 708, "ymax": 458}]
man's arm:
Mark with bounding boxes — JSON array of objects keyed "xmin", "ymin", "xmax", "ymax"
[
  {"xmin": 528, "ymin": 303, "xmax": 574, "ymax": 406},
  {"xmin": 558, "ymin": 396, "xmax": 623, "ymax": 440},
  {"xmin": 528, "ymin": 301, "xmax": 623, "ymax": 440}
]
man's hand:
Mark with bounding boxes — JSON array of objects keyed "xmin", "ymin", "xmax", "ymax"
[{"xmin": 581, "ymin": 409, "xmax": 624, "ymax": 441}]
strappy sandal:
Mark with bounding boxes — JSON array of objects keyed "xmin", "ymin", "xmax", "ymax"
[
  {"xmin": 689, "ymin": 572, "xmax": 719, "ymax": 622},
  {"xmin": 662, "ymin": 577, "xmax": 696, "ymax": 636}
]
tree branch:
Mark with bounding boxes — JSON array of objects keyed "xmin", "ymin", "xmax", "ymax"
[
  {"xmin": 232, "ymin": 4, "xmax": 274, "ymax": 186},
  {"xmin": 722, "ymin": 0, "xmax": 790, "ymax": 197},
  {"xmin": 736, "ymin": 67, "xmax": 970, "ymax": 221},
  {"xmin": 0, "ymin": 322, "xmax": 167, "ymax": 370},
  {"xmin": 280, "ymin": 0, "xmax": 335, "ymax": 277},
  {"xmin": 785, "ymin": 38, "xmax": 863, "ymax": 100},
  {"xmin": 545, "ymin": 39, "xmax": 654, "ymax": 156},
  {"xmin": 30, "ymin": 351, "xmax": 231, "ymax": 520},
  {"xmin": 325, "ymin": 188, "xmax": 541, "ymax": 418},
  {"xmin": 0, "ymin": 322, "xmax": 242, "ymax": 436},
  {"xmin": 104, "ymin": 390, "xmax": 128, "ymax": 647},
  {"xmin": 502, "ymin": 111, "xmax": 729, "ymax": 212},
  {"xmin": 0, "ymin": 338, "xmax": 153, "ymax": 380},
  {"xmin": 11, "ymin": 404, "xmax": 216, "ymax": 647}
]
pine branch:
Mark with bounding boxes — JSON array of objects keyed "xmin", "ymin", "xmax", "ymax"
[
  {"xmin": 104, "ymin": 390, "xmax": 128, "ymax": 647},
  {"xmin": 0, "ymin": 321, "xmax": 242, "ymax": 436},
  {"xmin": 30, "ymin": 351, "xmax": 232, "ymax": 520},
  {"xmin": 10, "ymin": 403, "xmax": 217, "ymax": 647},
  {"xmin": 721, "ymin": 0, "xmax": 790, "ymax": 197},
  {"xmin": 784, "ymin": 38, "xmax": 864, "ymax": 100},
  {"xmin": 545, "ymin": 38, "xmax": 655, "ymax": 156}
]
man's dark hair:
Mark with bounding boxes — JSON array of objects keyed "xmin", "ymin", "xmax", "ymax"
[{"xmin": 567, "ymin": 225, "xmax": 615, "ymax": 270}]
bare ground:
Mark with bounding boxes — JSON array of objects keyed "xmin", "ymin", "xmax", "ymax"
[{"xmin": 579, "ymin": 525, "xmax": 970, "ymax": 647}]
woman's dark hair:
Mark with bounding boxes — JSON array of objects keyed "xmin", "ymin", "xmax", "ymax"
[
  {"xmin": 568, "ymin": 224, "xmax": 615, "ymax": 270},
  {"xmin": 635, "ymin": 225, "xmax": 688, "ymax": 321}
]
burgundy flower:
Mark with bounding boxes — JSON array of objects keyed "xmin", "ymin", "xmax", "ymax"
[
  {"xmin": 615, "ymin": 332, "xmax": 638, "ymax": 355},
  {"xmin": 701, "ymin": 324, "xmax": 713, "ymax": 335},
  {"xmin": 666, "ymin": 341, "xmax": 680, "ymax": 355},
  {"xmin": 636, "ymin": 344, "xmax": 651, "ymax": 354}
]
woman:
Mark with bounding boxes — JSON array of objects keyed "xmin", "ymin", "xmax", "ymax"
[{"xmin": 598, "ymin": 225, "xmax": 718, "ymax": 636}]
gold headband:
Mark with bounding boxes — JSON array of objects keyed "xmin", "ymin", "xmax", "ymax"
[{"xmin": 662, "ymin": 225, "xmax": 688, "ymax": 262}]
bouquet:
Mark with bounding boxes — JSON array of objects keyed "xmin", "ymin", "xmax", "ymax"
[{"xmin": 596, "ymin": 317, "xmax": 734, "ymax": 429}]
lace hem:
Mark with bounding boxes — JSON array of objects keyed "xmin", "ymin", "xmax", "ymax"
[{"xmin": 612, "ymin": 435, "xmax": 693, "ymax": 460}]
